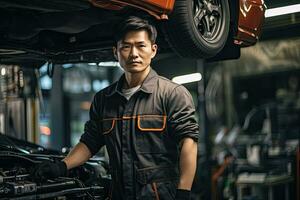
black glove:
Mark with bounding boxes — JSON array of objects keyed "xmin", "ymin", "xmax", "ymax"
[
  {"xmin": 175, "ymin": 189, "xmax": 191, "ymax": 200},
  {"xmin": 33, "ymin": 160, "xmax": 68, "ymax": 181}
]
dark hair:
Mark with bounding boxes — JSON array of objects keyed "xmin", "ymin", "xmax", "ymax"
[{"xmin": 114, "ymin": 16, "xmax": 157, "ymax": 44}]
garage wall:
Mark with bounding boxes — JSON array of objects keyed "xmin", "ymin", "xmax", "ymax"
[{"xmin": 206, "ymin": 37, "xmax": 300, "ymax": 128}]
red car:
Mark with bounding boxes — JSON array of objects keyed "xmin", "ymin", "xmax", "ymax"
[{"xmin": 0, "ymin": 0, "xmax": 265, "ymax": 64}]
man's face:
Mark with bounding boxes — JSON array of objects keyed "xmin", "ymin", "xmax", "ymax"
[{"xmin": 114, "ymin": 30, "xmax": 157, "ymax": 74}]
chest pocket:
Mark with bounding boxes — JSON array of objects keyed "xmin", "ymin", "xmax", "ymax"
[
  {"xmin": 102, "ymin": 119, "xmax": 115, "ymax": 135},
  {"xmin": 136, "ymin": 115, "xmax": 167, "ymax": 153},
  {"xmin": 101, "ymin": 119, "xmax": 116, "ymax": 158}
]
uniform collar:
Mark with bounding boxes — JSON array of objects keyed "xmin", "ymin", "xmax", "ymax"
[
  {"xmin": 139, "ymin": 68, "xmax": 157, "ymax": 94},
  {"xmin": 107, "ymin": 68, "xmax": 157, "ymax": 97}
]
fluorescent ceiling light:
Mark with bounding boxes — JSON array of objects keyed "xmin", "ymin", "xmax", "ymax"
[
  {"xmin": 172, "ymin": 73, "xmax": 202, "ymax": 84},
  {"xmin": 98, "ymin": 61, "xmax": 121, "ymax": 67},
  {"xmin": 1, "ymin": 67, "xmax": 6, "ymax": 76},
  {"xmin": 62, "ymin": 63, "xmax": 73, "ymax": 69},
  {"xmin": 265, "ymin": 4, "xmax": 300, "ymax": 18}
]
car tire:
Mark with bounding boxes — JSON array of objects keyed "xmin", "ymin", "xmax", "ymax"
[{"xmin": 162, "ymin": 0, "xmax": 230, "ymax": 58}]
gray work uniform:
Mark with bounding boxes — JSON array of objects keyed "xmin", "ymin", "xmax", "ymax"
[{"xmin": 80, "ymin": 68, "xmax": 199, "ymax": 200}]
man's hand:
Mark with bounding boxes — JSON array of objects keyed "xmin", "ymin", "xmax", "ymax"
[
  {"xmin": 175, "ymin": 189, "xmax": 191, "ymax": 200},
  {"xmin": 32, "ymin": 160, "xmax": 68, "ymax": 181}
]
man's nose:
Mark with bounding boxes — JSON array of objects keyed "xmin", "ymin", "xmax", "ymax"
[{"xmin": 129, "ymin": 46, "xmax": 138, "ymax": 58}]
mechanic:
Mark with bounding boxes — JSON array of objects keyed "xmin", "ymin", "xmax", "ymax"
[{"xmin": 34, "ymin": 16, "xmax": 199, "ymax": 200}]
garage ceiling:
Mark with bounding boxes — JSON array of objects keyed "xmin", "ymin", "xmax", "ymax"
[
  {"xmin": 262, "ymin": 0, "xmax": 300, "ymax": 40},
  {"xmin": 265, "ymin": 0, "xmax": 299, "ymax": 9}
]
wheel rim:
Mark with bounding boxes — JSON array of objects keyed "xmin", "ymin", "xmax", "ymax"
[{"xmin": 193, "ymin": 0, "xmax": 224, "ymax": 43}]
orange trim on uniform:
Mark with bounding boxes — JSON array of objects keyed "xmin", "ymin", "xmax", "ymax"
[
  {"xmin": 103, "ymin": 119, "xmax": 115, "ymax": 135},
  {"xmin": 101, "ymin": 115, "xmax": 167, "ymax": 133},
  {"xmin": 101, "ymin": 116, "xmax": 136, "ymax": 121},
  {"xmin": 101, "ymin": 115, "xmax": 167, "ymax": 121},
  {"xmin": 151, "ymin": 182, "xmax": 160, "ymax": 200},
  {"xmin": 108, "ymin": 182, "xmax": 113, "ymax": 200},
  {"xmin": 122, "ymin": 116, "xmax": 137, "ymax": 120},
  {"xmin": 138, "ymin": 114, "xmax": 167, "ymax": 118},
  {"xmin": 137, "ymin": 115, "xmax": 166, "ymax": 132}
]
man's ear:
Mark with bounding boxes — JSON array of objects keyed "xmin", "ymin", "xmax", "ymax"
[
  {"xmin": 113, "ymin": 46, "xmax": 118, "ymax": 60},
  {"xmin": 151, "ymin": 44, "xmax": 158, "ymax": 59}
]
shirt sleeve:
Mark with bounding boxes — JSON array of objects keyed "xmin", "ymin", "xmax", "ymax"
[
  {"xmin": 167, "ymin": 85, "xmax": 199, "ymax": 143},
  {"xmin": 80, "ymin": 93, "xmax": 105, "ymax": 156}
]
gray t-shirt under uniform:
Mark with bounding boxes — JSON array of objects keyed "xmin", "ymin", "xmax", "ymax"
[{"xmin": 122, "ymin": 85, "xmax": 141, "ymax": 100}]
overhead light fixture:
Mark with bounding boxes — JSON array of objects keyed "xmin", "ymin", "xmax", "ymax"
[
  {"xmin": 265, "ymin": 4, "xmax": 300, "ymax": 18},
  {"xmin": 172, "ymin": 73, "xmax": 202, "ymax": 84},
  {"xmin": 1, "ymin": 67, "xmax": 6, "ymax": 76},
  {"xmin": 98, "ymin": 61, "xmax": 121, "ymax": 67},
  {"xmin": 62, "ymin": 63, "xmax": 73, "ymax": 69}
]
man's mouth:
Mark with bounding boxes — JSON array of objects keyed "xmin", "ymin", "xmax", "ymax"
[{"xmin": 128, "ymin": 61, "xmax": 141, "ymax": 64}]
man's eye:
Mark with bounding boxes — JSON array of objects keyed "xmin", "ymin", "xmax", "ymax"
[
  {"xmin": 121, "ymin": 45, "xmax": 130, "ymax": 49},
  {"xmin": 139, "ymin": 44, "xmax": 146, "ymax": 48}
]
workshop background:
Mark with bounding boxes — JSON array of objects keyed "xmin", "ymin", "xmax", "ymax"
[{"xmin": 0, "ymin": 0, "xmax": 299, "ymax": 200}]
